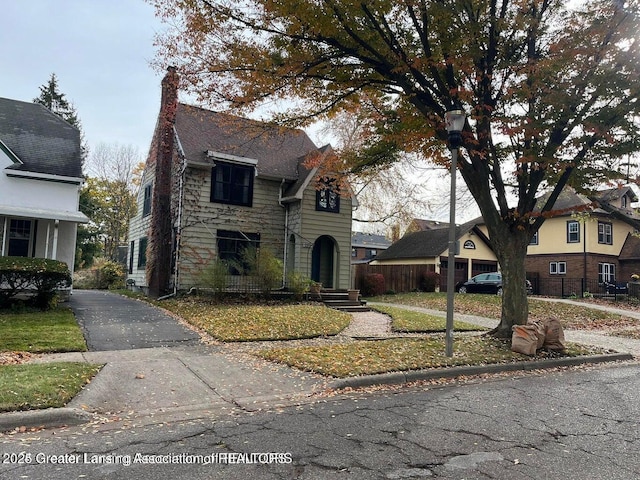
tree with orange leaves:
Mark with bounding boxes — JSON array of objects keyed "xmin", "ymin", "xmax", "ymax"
[{"xmin": 150, "ymin": 0, "xmax": 640, "ymax": 336}]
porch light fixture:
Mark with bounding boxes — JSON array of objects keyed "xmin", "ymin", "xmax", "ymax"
[{"xmin": 444, "ymin": 109, "xmax": 466, "ymax": 357}]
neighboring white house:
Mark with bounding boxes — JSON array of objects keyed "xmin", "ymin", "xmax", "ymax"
[{"xmin": 0, "ymin": 97, "xmax": 88, "ymax": 276}]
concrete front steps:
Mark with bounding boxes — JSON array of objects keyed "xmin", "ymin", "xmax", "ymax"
[{"xmin": 316, "ymin": 289, "xmax": 370, "ymax": 312}]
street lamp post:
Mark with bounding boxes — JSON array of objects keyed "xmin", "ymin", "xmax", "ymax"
[{"xmin": 444, "ymin": 109, "xmax": 466, "ymax": 357}]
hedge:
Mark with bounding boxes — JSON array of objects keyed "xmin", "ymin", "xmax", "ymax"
[{"xmin": 0, "ymin": 257, "xmax": 72, "ymax": 309}]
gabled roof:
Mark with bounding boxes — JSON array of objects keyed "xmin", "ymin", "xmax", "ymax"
[
  {"xmin": 619, "ymin": 233, "xmax": 640, "ymax": 261},
  {"xmin": 406, "ymin": 218, "xmax": 450, "ymax": 232},
  {"xmin": 0, "ymin": 97, "xmax": 83, "ymax": 179},
  {"xmin": 175, "ymin": 103, "xmax": 319, "ymax": 180},
  {"xmin": 594, "ymin": 186, "xmax": 638, "ymax": 204},
  {"xmin": 534, "ymin": 186, "xmax": 605, "ymax": 214},
  {"xmin": 375, "ymin": 218, "xmax": 488, "ymax": 261},
  {"xmin": 534, "ymin": 186, "xmax": 640, "ymax": 230}
]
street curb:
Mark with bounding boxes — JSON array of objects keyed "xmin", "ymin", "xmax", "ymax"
[
  {"xmin": 328, "ymin": 353, "xmax": 634, "ymax": 390},
  {"xmin": 0, "ymin": 407, "xmax": 94, "ymax": 434}
]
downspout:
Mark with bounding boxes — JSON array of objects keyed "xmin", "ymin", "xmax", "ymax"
[
  {"xmin": 583, "ymin": 220, "xmax": 587, "ymax": 291},
  {"xmin": 278, "ymin": 178, "xmax": 288, "ymax": 289}
]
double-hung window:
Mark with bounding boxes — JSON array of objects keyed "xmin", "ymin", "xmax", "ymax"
[
  {"xmin": 211, "ymin": 162, "xmax": 254, "ymax": 207},
  {"xmin": 567, "ymin": 220, "xmax": 580, "ymax": 243},
  {"xmin": 598, "ymin": 221, "xmax": 613, "ymax": 245},
  {"xmin": 7, "ymin": 219, "xmax": 33, "ymax": 257}
]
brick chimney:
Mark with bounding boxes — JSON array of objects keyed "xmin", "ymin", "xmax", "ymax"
[{"xmin": 148, "ymin": 66, "xmax": 179, "ymax": 298}]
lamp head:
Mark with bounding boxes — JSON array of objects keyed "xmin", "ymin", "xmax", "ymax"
[{"xmin": 444, "ymin": 109, "xmax": 465, "ymax": 150}]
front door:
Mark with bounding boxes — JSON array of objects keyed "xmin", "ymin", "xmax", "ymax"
[{"xmin": 311, "ymin": 235, "xmax": 335, "ymax": 288}]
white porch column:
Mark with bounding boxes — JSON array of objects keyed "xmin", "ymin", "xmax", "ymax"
[
  {"xmin": 51, "ymin": 219, "xmax": 59, "ymax": 260},
  {"xmin": 1, "ymin": 217, "xmax": 6, "ymax": 256},
  {"xmin": 44, "ymin": 222, "xmax": 51, "ymax": 259}
]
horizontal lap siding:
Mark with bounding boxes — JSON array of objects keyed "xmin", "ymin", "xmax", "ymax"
[
  {"xmin": 127, "ymin": 167, "xmax": 155, "ymax": 288},
  {"xmin": 177, "ymin": 168, "xmax": 286, "ymax": 289},
  {"xmin": 299, "ymin": 186, "xmax": 352, "ymax": 289}
]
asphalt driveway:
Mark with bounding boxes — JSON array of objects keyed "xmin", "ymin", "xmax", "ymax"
[{"xmin": 69, "ymin": 290, "xmax": 201, "ymax": 351}]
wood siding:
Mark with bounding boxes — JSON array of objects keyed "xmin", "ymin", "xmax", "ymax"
[
  {"xmin": 177, "ymin": 166, "xmax": 287, "ymax": 289},
  {"xmin": 298, "ymin": 183, "xmax": 353, "ymax": 289}
]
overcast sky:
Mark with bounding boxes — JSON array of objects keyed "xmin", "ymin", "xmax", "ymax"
[{"xmin": 0, "ymin": 1, "xmax": 166, "ymax": 161}]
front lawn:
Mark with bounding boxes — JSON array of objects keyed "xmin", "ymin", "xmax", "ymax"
[
  {"xmin": 161, "ymin": 298, "xmax": 351, "ymax": 341},
  {"xmin": 0, "ymin": 307, "xmax": 99, "ymax": 413},
  {"xmin": 0, "ymin": 307, "xmax": 87, "ymax": 353},
  {"xmin": 372, "ymin": 304, "xmax": 487, "ymax": 333},
  {"xmin": 258, "ymin": 336, "xmax": 599, "ymax": 378},
  {"xmin": 0, "ymin": 362, "xmax": 101, "ymax": 412},
  {"xmin": 370, "ymin": 292, "xmax": 640, "ymax": 331}
]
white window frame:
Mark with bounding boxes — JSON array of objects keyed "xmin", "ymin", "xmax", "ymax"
[
  {"xmin": 598, "ymin": 221, "xmax": 613, "ymax": 245},
  {"xmin": 567, "ymin": 221, "xmax": 580, "ymax": 243},
  {"xmin": 598, "ymin": 263, "xmax": 616, "ymax": 283},
  {"xmin": 550, "ymin": 261, "xmax": 567, "ymax": 275}
]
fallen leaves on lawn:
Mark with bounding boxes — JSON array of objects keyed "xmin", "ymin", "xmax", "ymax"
[
  {"xmin": 257, "ymin": 336, "xmax": 591, "ymax": 378},
  {"xmin": 161, "ymin": 298, "xmax": 351, "ymax": 341},
  {"xmin": 0, "ymin": 351, "xmax": 35, "ymax": 365}
]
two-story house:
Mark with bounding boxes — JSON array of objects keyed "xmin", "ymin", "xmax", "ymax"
[
  {"xmin": 526, "ymin": 186, "xmax": 640, "ymax": 295},
  {"xmin": 127, "ymin": 68, "xmax": 354, "ymax": 296},
  {"xmin": 0, "ymin": 97, "xmax": 87, "ymax": 277}
]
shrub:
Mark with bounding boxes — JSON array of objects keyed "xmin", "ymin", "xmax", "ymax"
[
  {"xmin": 72, "ymin": 258, "xmax": 125, "ymax": 290},
  {"xmin": 419, "ymin": 271, "xmax": 440, "ymax": 292},
  {"xmin": 196, "ymin": 259, "xmax": 229, "ymax": 297},
  {"xmin": 287, "ymin": 271, "xmax": 312, "ymax": 300},
  {"xmin": 362, "ymin": 273, "xmax": 385, "ymax": 297},
  {"xmin": 231, "ymin": 246, "xmax": 283, "ymax": 296},
  {"xmin": 0, "ymin": 257, "xmax": 71, "ymax": 310},
  {"xmin": 96, "ymin": 259, "xmax": 126, "ymax": 289}
]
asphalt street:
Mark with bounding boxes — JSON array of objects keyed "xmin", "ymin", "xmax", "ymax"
[{"xmin": 1, "ymin": 361, "xmax": 639, "ymax": 480}]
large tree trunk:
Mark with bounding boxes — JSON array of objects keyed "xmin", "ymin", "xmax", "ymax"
[{"xmin": 483, "ymin": 221, "xmax": 531, "ymax": 338}]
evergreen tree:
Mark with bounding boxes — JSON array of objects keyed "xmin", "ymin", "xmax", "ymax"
[{"xmin": 34, "ymin": 73, "xmax": 88, "ymax": 162}]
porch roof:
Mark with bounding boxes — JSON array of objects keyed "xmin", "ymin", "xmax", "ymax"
[{"xmin": 0, "ymin": 204, "xmax": 89, "ymax": 223}]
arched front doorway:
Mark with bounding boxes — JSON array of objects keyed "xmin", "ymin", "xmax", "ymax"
[{"xmin": 311, "ymin": 235, "xmax": 336, "ymax": 288}]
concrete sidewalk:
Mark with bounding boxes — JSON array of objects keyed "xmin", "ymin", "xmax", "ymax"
[{"xmin": 1, "ymin": 293, "xmax": 638, "ymax": 433}]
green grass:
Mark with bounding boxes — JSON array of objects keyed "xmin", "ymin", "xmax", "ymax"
[
  {"xmin": 372, "ymin": 304, "xmax": 487, "ymax": 333},
  {"xmin": 370, "ymin": 292, "xmax": 640, "ymax": 330},
  {"xmin": 161, "ymin": 298, "xmax": 351, "ymax": 341},
  {"xmin": 0, "ymin": 362, "xmax": 102, "ymax": 412},
  {"xmin": 0, "ymin": 307, "xmax": 87, "ymax": 353},
  {"xmin": 258, "ymin": 336, "xmax": 599, "ymax": 378}
]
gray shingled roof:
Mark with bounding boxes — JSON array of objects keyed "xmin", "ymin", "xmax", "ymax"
[
  {"xmin": 534, "ymin": 186, "xmax": 606, "ymax": 214},
  {"xmin": 0, "ymin": 97, "xmax": 83, "ymax": 178},
  {"xmin": 175, "ymin": 103, "xmax": 318, "ymax": 180},
  {"xmin": 375, "ymin": 218, "xmax": 488, "ymax": 261}
]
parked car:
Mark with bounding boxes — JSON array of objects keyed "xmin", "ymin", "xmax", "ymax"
[
  {"xmin": 456, "ymin": 272, "xmax": 533, "ymax": 296},
  {"xmin": 603, "ymin": 281, "xmax": 628, "ymax": 294}
]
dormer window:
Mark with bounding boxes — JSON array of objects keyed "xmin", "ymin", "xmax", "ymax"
[
  {"xmin": 210, "ymin": 161, "xmax": 254, "ymax": 207},
  {"xmin": 622, "ymin": 195, "xmax": 627, "ymax": 209}
]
